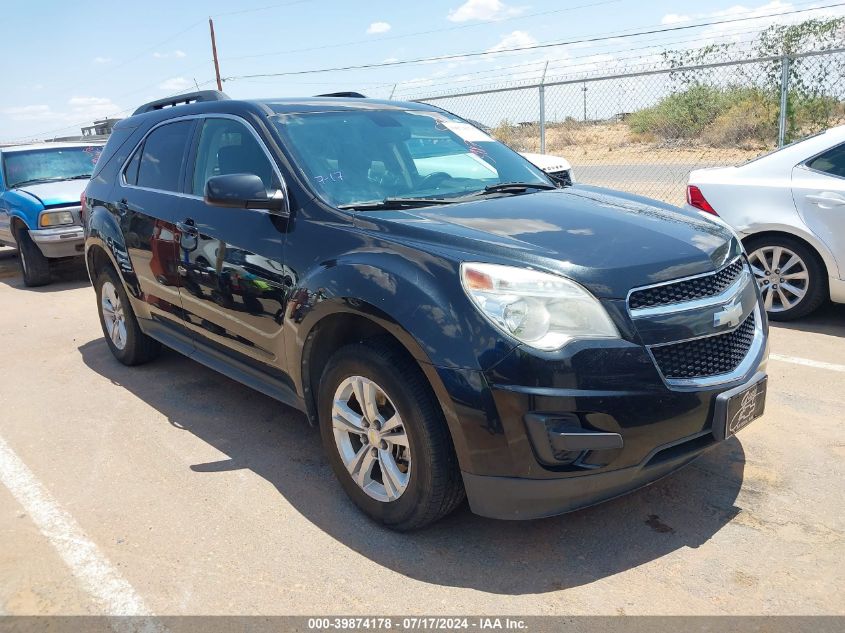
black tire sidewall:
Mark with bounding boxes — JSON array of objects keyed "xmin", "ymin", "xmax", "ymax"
[
  {"xmin": 745, "ymin": 236, "xmax": 827, "ymax": 320},
  {"xmin": 318, "ymin": 346, "xmax": 437, "ymax": 527},
  {"xmin": 17, "ymin": 229, "xmax": 51, "ymax": 287}
]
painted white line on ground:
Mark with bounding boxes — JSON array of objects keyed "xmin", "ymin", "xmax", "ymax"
[
  {"xmin": 0, "ymin": 434, "xmax": 161, "ymax": 627},
  {"xmin": 770, "ymin": 353, "xmax": 845, "ymax": 373}
]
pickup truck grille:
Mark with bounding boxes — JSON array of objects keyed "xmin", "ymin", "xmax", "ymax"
[
  {"xmin": 650, "ymin": 312, "xmax": 757, "ymax": 380},
  {"xmin": 629, "ymin": 258, "xmax": 744, "ymax": 310}
]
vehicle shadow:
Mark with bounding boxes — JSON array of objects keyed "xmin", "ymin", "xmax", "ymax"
[
  {"xmin": 768, "ymin": 302, "xmax": 845, "ymax": 336},
  {"xmin": 0, "ymin": 247, "xmax": 89, "ymax": 290},
  {"xmin": 77, "ymin": 338, "xmax": 745, "ymax": 595}
]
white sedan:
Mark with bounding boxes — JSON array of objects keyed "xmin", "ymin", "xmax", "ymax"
[{"xmin": 687, "ymin": 126, "xmax": 845, "ymax": 320}]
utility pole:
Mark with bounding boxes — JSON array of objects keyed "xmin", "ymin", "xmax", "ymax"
[
  {"xmin": 209, "ymin": 17, "xmax": 223, "ymax": 92},
  {"xmin": 582, "ymin": 81, "xmax": 588, "ymax": 123}
]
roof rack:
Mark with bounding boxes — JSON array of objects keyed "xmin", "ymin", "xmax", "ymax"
[
  {"xmin": 315, "ymin": 92, "xmax": 367, "ymax": 98},
  {"xmin": 133, "ymin": 90, "xmax": 229, "ymax": 115}
]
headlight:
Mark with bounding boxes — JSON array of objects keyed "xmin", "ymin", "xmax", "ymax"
[
  {"xmin": 39, "ymin": 210, "xmax": 75, "ymax": 227},
  {"xmin": 460, "ymin": 262, "xmax": 619, "ymax": 351}
]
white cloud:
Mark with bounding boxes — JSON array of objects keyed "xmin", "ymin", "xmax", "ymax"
[
  {"xmin": 661, "ymin": 13, "xmax": 691, "ymax": 25},
  {"xmin": 448, "ymin": 0, "xmax": 523, "ymax": 22},
  {"xmin": 153, "ymin": 50, "xmax": 187, "ymax": 59},
  {"xmin": 486, "ymin": 30, "xmax": 537, "ymax": 53},
  {"xmin": 158, "ymin": 77, "xmax": 192, "ymax": 92},
  {"xmin": 366, "ymin": 21, "xmax": 391, "ymax": 34},
  {"xmin": 2, "ymin": 96, "xmax": 120, "ymax": 124},
  {"xmin": 93, "ymin": 56, "xmax": 112, "ymax": 64},
  {"xmin": 2, "ymin": 105, "xmax": 53, "ymax": 121}
]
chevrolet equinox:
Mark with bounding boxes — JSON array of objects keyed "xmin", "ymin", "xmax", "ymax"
[{"xmin": 83, "ymin": 91, "xmax": 769, "ymax": 530}]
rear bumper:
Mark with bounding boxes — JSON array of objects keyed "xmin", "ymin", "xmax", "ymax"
[{"xmin": 30, "ymin": 226, "xmax": 85, "ymax": 258}]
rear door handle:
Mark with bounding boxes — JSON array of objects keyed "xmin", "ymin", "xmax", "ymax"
[
  {"xmin": 176, "ymin": 218, "xmax": 198, "ymax": 234},
  {"xmin": 805, "ymin": 192, "xmax": 845, "ymax": 207}
]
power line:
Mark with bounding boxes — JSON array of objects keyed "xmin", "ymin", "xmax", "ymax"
[
  {"xmin": 219, "ymin": 0, "xmax": 622, "ymax": 63},
  {"xmin": 224, "ymin": 2, "xmax": 845, "ymax": 81}
]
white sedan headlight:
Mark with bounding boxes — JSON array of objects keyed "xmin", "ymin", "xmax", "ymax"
[{"xmin": 460, "ymin": 262, "xmax": 619, "ymax": 351}]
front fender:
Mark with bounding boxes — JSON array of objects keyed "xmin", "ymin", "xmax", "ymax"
[{"xmin": 288, "ymin": 250, "xmax": 515, "ymax": 374}]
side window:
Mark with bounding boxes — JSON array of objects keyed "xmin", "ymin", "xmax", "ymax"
[
  {"xmin": 135, "ymin": 120, "xmax": 193, "ymax": 192},
  {"xmin": 124, "ymin": 146, "xmax": 141, "ymax": 186},
  {"xmin": 191, "ymin": 118, "xmax": 278, "ymax": 196},
  {"xmin": 807, "ymin": 143, "xmax": 845, "ymax": 178}
]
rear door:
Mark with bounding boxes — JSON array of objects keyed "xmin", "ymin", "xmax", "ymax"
[
  {"xmin": 177, "ymin": 115, "xmax": 292, "ymax": 379},
  {"xmin": 119, "ymin": 118, "xmax": 195, "ymax": 340},
  {"xmin": 792, "ymin": 143, "xmax": 845, "ymax": 278}
]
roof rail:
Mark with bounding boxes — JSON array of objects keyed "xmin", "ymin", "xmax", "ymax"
[
  {"xmin": 315, "ymin": 91, "xmax": 367, "ymax": 98},
  {"xmin": 133, "ymin": 90, "xmax": 229, "ymax": 115}
]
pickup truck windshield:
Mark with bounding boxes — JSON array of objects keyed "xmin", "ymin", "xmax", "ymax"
[
  {"xmin": 4, "ymin": 146, "xmax": 103, "ymax": 189},
  {"xmin": 272, "ymin": 109, "xmax": 551, "ymax": 208}
]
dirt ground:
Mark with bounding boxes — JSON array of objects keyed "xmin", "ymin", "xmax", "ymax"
[{"xmin": 0, "ymin": 247, "xmax": 843, "ymax": 618}]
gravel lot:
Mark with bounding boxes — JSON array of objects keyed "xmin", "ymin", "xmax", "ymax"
[{"xmin": 0, "ymin": 245, "xmax": 843, "ymax": 617}]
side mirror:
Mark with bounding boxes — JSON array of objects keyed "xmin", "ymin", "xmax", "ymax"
[{"xmin": 204, "ymin": 174, "xmax": 288, "ymax": 215}]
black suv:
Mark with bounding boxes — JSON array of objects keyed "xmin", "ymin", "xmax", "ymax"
[{"xmin": 83, "ymin": 91, "xmax": 769, "ymax": 529}]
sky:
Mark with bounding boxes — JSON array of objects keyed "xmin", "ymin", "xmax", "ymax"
[{"xmin": 2, "ymin": 0, "xmax": 844, "ymax": 142}]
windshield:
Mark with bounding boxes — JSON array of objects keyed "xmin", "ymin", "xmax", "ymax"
[
  {"xmin": 271, "ymin": 109, "xmax": 551, "ymax": 208},
  {"xmin": 4, "ymin": 146, "xmax": 103, "ymax": 188}
]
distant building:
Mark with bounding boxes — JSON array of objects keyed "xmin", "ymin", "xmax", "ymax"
[
  {"xmin": 50, "ymin": 118, "xmax": 122, "ymax": 143},
  {"xmin": 82, "ymin": 118, "xmax": 120, "ymax": 137}
]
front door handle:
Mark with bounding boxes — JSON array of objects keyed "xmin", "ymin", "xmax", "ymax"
[
  {"xmin": 176, "ymin": 218, "xmax": 198, "ymax": 234},
  {"xmin": 806, "ymin": 192, "xmax": 845, "ymax": 207}
]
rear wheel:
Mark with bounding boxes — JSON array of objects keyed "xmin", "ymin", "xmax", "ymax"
[
  {"xmin": 318, "ymin": 341, "xmax": 464, "ymax": 530},
  {"xmin": 745, "ymin": 235, "xmax": 827, "ymax": 321},
  {"xmin": 95, "ymin": 267, "xmax": 161, "ymax": 365},
  {"xmin": 16, "ymin": 228, "xmax": 51, "ymax": 287}
]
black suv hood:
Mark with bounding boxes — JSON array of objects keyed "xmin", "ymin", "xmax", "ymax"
[{"xmin": 356, "ymin": 185, "xmax": 739, "ymax": 299}]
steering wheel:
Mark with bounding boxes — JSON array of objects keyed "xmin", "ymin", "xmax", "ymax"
[{"xmin": 418, "ymin": 171, "xmax": 452, "ymax": 189}]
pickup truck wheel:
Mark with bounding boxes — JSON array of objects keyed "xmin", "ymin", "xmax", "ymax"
[
  {"xmin": 318, "ymin": 341, "xmax": 464, "ymax": 530},
  {"xmin": 16, "ymin": 229, "xmax": 51, "ymax": 287},
  {"xmin": 745, "ymin": 235, "xmax": 827, "ymax": 321},
  {"xmin": 95, "ymin": 268, "xmax": 161, "ymax": 365}
]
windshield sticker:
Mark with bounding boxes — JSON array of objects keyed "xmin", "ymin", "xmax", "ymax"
[
  {"xmin": 439, "ymin": 120, "xmax": 493, "ymax": 143},
  {"xmin": 83, "ymin": 146, "xmax": 103, "ymax": 165}
]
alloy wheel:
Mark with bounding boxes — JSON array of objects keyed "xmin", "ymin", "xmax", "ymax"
[
  {"xmin": 101, "ymin": 280, "xmax": 128, "ymax": 350},
  {"xmin": 331, "ymin": 375, "xmax": 411, "ymax": 502},
  {"xmin": 748, "ymin": 246, "xmax": 809, "ymax": 313}
]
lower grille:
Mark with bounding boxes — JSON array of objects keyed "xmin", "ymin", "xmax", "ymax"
[{"xmin": 651, "ymin": 312, "xmax": 756, "ymax": 380}]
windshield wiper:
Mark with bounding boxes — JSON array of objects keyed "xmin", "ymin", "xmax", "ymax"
[
  {"xmin": 338, "ymin": 197, "xmax": 460, "ymax": 211},
  {"xmin": 67, "ymin": 174, "xmax": 92, "ymax": 180},
  {"xmin": 481, "ymin": 182, "xmax": 558, "ymax": 194},
  {"xmin": 11, "ymin": 177, "xmax": 68, "ymax": 188}
]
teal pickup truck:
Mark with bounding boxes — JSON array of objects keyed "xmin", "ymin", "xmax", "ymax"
[{"xmin": 0, "ymin": 142, "xmax": 104, "ymax": 286}]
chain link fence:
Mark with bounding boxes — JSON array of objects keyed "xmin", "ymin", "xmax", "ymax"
[{"xmin": 405, "ymin": 47, "xmax": 845, "ymax": 205}]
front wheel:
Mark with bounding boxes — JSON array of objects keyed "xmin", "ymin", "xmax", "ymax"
[
  {"xmin": 318, "ymin": 341, "xmax": 464, "ymax": 530},
  {"xmin": 16, "ymin": 228, "xmax": 51, "ymax": 287},
  {"xmin": 745, "ymin": 236, "xmax": 827, "ymax": 321}
]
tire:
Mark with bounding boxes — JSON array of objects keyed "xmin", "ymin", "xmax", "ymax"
[
  {"xmin": 745, "ymin": 235, "xmax": 828, "ymax": 321},
  {"xmin": 94, "ymin": 267, "xmax": 161, "ymax": 365},
  {"xmin": 16, "ymin": 228, "xmax": 51, "ymax": 287},
  {"xmin": 318, "ymin": 340, "xmax": 465, "ymax": 530}
]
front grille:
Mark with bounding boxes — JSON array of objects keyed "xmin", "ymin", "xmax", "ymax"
[
  {"xmin": 629, "ymin": 258, "xmax": 744, "ymax": 310},
  {"xmin": 651, "ymin": 312, "xmax": 756, "ymax": 380}
]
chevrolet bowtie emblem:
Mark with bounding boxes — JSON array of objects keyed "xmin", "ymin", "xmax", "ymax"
[{"xmin": 714, "ymin": 300, "xmax": 743, "ymax": 328}]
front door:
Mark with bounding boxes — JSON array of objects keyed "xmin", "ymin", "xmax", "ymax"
[
  {"xmin": 792, "ymin": 143, "xmax": 845, "ymax": 279},
  {"xmin": 177, "ymin": 116, "xmax": 292, "ymax": 377}
]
